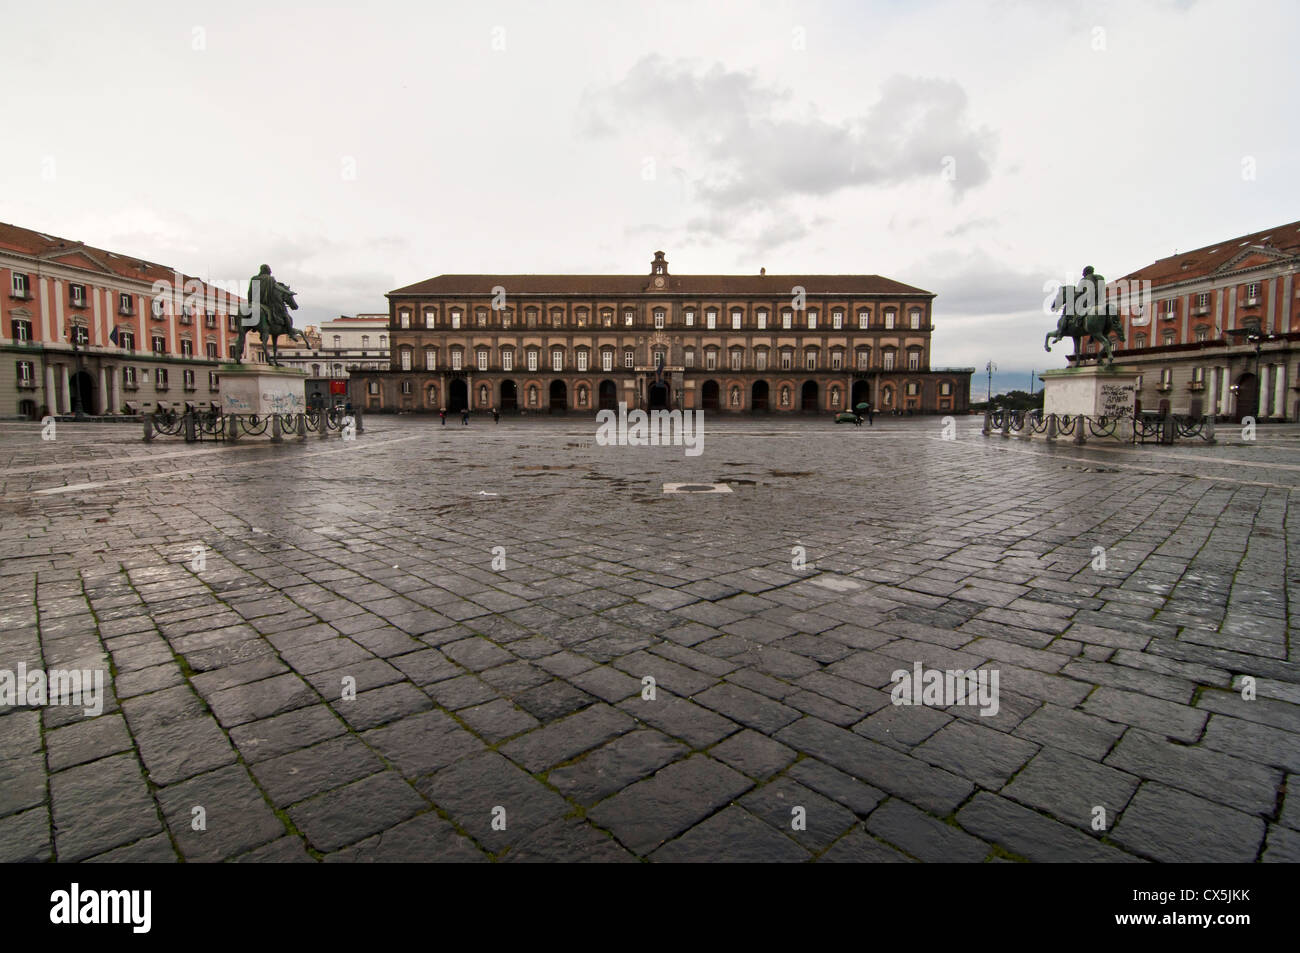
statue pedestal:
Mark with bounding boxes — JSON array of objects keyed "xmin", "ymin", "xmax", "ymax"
[
  {"xmin": 1041, "ymin": 364, "xmax": 1139, "ymax": 440},
  {"xmin": 218, "ymin": 364, "xmax": 307, "ymax": 416}
]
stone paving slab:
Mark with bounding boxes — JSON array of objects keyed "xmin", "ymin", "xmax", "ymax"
[{"xmin": 1, "ymin": 416, "xmax": 1298, "ymax": 861}]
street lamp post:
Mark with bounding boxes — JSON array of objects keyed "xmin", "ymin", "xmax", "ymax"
[
  {"xmin": 985, "ymin": 360, "xmax": 997, "ymax": 405},
  {"xmin": 69, "ymin": 326, "xmax": 84, "ymax": 417}
]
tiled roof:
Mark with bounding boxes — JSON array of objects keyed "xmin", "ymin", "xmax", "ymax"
[
  {"xmin": 1117, "ymin": 220, "xmax": 1300, "ymax": 285},
  {"xmin": 390, "ymin": 273, "xmax": 933, "ymax": 297},
  {"xmin": 0, "ymin": 221, "xmax": 241, "ymax": 299}
]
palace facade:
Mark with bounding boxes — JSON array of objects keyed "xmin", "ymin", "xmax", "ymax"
[
  {"xmin": 351, "ymin": 252, "xmax": 973, "ymax": 415},
  {"xmin": 1079, "ymin": 219, "xmax": 1300, "ymax": 420},
  {"xmin": 0, "ymin": 222, "xmax": 248, "ymax": 419}
]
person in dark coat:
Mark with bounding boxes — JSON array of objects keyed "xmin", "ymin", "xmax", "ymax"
[
  {"xmin": 461, "ymin": 407, "xmax": 469, "ymax": 426},
  {"xmin": 440, "ymin": 408, "xmax": 446, "ymax": 426},
  {"xmin": 492, "ymin": 407, "xmax": 500, "ymax": 424}
]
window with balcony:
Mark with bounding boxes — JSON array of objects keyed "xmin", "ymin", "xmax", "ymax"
[
  {"xmin": 183, "ymin": 369, "xmax": 196, "ymax": 390},
  {"xmin": 807, "ymin": 311, "xmax": 818, "ymax": 330},
  {"xmin": 477, "ymin": 351, "xmax": 488, "ymax": 371},
  {"xmin": 151, "ymin": 335, "xmax": 166, "ymax": 354},
  {"xmin": 16, "ymin": 360, "xmax": 34, "ymax": 386},
  {"xmin": 857, "ymin": 350, "xmax": 869, "ymax": 370},
  {"xmin": 70, "ymin": 284, "xmax": 86, "ymax": 307},
  {"xmin": 684, "ymin": 310, "xmax": 695, "ymax": 327},
  {"xmin": 908, "ymin": 351, "xmax": 920, "ymax": 371},
  {"xmin": 451, "ymin": 310, "xmax": 461, "ymax": 328},
  {"xmin": 756, "ymin": 310, "xmax": 768, "ymax": 329},
  {"xmin": 527, "ymin": 350, "xmax": 538, "ymax": 371},
  {"xmin": 424, "ymin": 310, "xmax": 436, "ymax": 328},
  {"xmin": 450, "ymin": 350, "xmax": 462, "ymax": 370},
  {"xmin": 401, "ymin": 350, "xmax": 413, "ymax": 370},
  {"xmin": 118, "ymin": 292, "xmax": 133, "ymax": 314},
  {"xmin": 782, "ymin": 311, "xmax": 792, "ymax": 330},
  {"xmin": 780, "ymin": 351, "xmax": 792, "ymax": 370},
  {"xmin": 883, "ymin": 351, "xmax": 895, "ymax": 370},
  {"xmin": 624, "ymin": 349, "xmax": 634, "ymax": 368},
  {"xmin": 684, "ymin": 349, "xmax": 695, "ymax": 368},
  {"xmin": 909, "ymin": 310, "xmax": 921, "ymax": 329},
  {"xmin": 705, "ymin": 350, "xmax": 717, "ymax": 370},
  {"xmin": 12, "ymin": 319, "xmax": 32, "ymax": 342},
  {"xmin": 654, "ymin": 310, "xmax": 665, "ymax": 329},
  {"xmin": 11, "ymin": 274, "xmax": 30, "ymax": 298},
  {"xmin": 156, "ymin": 368, "xmax": 169, "ymax": 390},
  {"xmin": 833, "ymin": 311, "xmax": 843, "ymax": 330},
  {"xmin": 831, "ymin": 352, "xmax": 842, "ymax": 371},
  {"xmin": 502, "ymin": 350, "xmax": 513, "ymax": 371},
  {"xmin": 805, "ymin": 352, "xmax": 816, "ymax": 370},
  {"xmin": 477, "ymin": 310, "xmax": 488, "ymax": 327},
  {"xmin": 731, "ymin": 311, "xmax": 742, "ymax": 330},
  {"xmin": 730, "ymin": 350, "xmax": 742, "ymax": 370},
  {"xmin": 755, "ymin": 351, "xmax": 767, "ymax": 371},
  {"xmin": 858, "ymin": 310, "xmax": 870, "ymax": 329},
  {"xmin": 884, "ymin": 310, "xmax": 895, "ymax": 329},
  {"xmin": 181, "ymin": 340, "xmax": 193, "ymax": 358},
  {"xmin": 706, "ymin": 310, "xmax": 717, "ymax": 329},
  {"xmin": 601, "ymin": 351, "xmax": 612, "ymax": 371},
  {"xmin": 577, "ymin": 351, "xmax": 589, "ymax": 371},
  {"xmin": 551, "ymin": 350, "xmax": 564, "ymax": 371},
  {"xmin": 624, "ymin": 310, "xmax": 634, "ymax": 326},
  {"xmin": 206, "ymin": 342, "xmax": 217, "ymax": 359}
]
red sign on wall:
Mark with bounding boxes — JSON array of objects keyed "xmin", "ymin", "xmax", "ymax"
[{"xmin": 329, "ymin": 380, "xmax": 347, "ymax": 395}]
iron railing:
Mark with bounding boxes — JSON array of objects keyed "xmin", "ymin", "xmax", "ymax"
[{"xmin": 143, "ymin": 407, "xmax": 362, "ymax": 443}]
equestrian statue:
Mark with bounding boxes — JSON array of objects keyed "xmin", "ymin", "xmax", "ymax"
[
  {"xmin": 1045, "ymin": 265, "xmax": 1126, "ymax": 365},
  {"xmin": 233, "ymin": 264, "xmax": 308, "ymax": 366}
]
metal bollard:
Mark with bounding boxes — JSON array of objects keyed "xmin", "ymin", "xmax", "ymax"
[
  {"xmin": 271, "ymin": 415, "xmax": 283, "ymax": 443},
  {"xmin": 228, "ymin": 415, "xmax": 239, "ymax": 442},
  {"xmin": 1046, "ymin": 413, "xmax": 1058, "ymax": 442},
  {"xmin": 1073, "ymin": 414, "xmax": 1086, "ymax": 445},
  {"xmin": 297, "ymin": 413, "xmax": 307, "ymax": 439},
  {"xmin": 142, "ymin": 415, "xmax": 153, "ymax": 442}
]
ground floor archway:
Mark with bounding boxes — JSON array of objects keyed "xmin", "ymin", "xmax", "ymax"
[
  {"xmin": 701, "ymin": 380, "xmax": 719, "ymax": 411},
  {"xmin": 549, "ymin": 380, "xmax": 567, "ymax": 413},
  {"xmin": 751, "ymin": 380, "xmax": 769, "ymax": 412},
  {"xmin": 801, "ymin": 380, "xmax": 818, "ymax": 412},
  {"xmin": 448, "ymin": 378, "xmax": 468, "ymax": 413},
  {"xmin": 1234, "ymin": 372, "xmax": 1258, "ymax": 421},
  {"xmin": 500, "ymin": 379, "xmax": 517, "ymax": 412},
  {"xmin": 599, "ymin": 379, "xmax": 617, "ymax": 410},
  {"xmin": 851, "ymin": 379, "xmax": 871, "ymax": 412},
  {"xmin": 648, "ymin": 381, "xmax": 670, "ymax": 410}
]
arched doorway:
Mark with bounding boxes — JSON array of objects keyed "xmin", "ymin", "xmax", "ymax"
[
  {"xmin": 549, "ymin": 380, "xmax": 567, "ymax": 414},
  {"xmin": 701, "ymin": 380, "xmax": 719, "ymax": 410},
  {"xmin": 801, "ymin": 380, "xmax": 818, "ymax": 412},
  {"xmin": 851, "ymin": 379, "xmax": 871, "ymax": 412},
  {"xmin": 1235, "ymin": 372, "xmax": 1258, "ymax": 421},
  {"xmin": 72, "ymin": 370, "xmax": 97, "ymax": 415},
  {"xmin": 751, "ymin": 380, "xmax": 769, "ymax": 412},
  {"xmin": 448, "ymin": 378, "xmax": 468, "ymax": 412},
  {"xmin": 500, "ymin": 380, "xmax": 517, "ymax": 412},
  {"xmin": 598, "ymin": 379, "xmax": 617, "ymax": 410},
  {"xmin": 648, "ymin": 381, "xmax": 670, "ymax": 410}
]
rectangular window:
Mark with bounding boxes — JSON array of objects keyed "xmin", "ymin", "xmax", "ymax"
[
  {"xmin": 206, "ymin": 342, "xmax": 217, "ymax": 358},
  {"xmin": 426, "ymin": 350, "xmax": 437, "ymax": 370},
  {"xmin": 401, "ymin": 350, "xmax": 412, "ymax": 370},
  {"xmin": 209, "ymin": 372, "xmax": 219, "ymax": 390},
  {"xmin": 1197, "ymin": 293, "xmax": 1209, "ymax": 308},
  {"xmin": 884, "ymin": 311, "xmax": 895, "ymax": 329},
  {"xmin": 706, "ymin": 310, "xmax": 716, "ymax": 329},
  {"xmin": 859, "ymin": 311, "xmax": 869, "ymax": 329},
  {"xmin": 831, "ymin": 352, "xmax": 842, "ymax": 370},
  {"xmin": 908, "ymin": 352, "xmax": 920, "ymax": 370},
  {"xmin": 13, "ymin": 319, "xmax": 33, "ymax": 342},
  {"xmin": 527, "ymin": 351, "xmax": 538, "ymax": 371},
  {"xmin": 183, "ymin": 369, "xmax": 195, "ymax": 390},
  {"xmin": 731, "ymin": 312, "xmax": 742, "ymax": 330},
  {"xmin": 1195, "ymin": 327, "xmax": 1208, "ymax": 342},
  {"xmin": 121, "ymin": 331, "xmax": 135, "ymax": 351},
  {"xmin": 757, "ymin": 310, "xmax": 767, "ymax": 330},
  {"xmin": 940, "ymin": 381, "xmax": 952, "ymax": 396},
  {"xmin": 601, "ymin": 351, "xmax": 612, "ymax": 371},
  {"xmin": 857, "ymin": 351, "xmax": 869, "ymax": 370},
  {"xmin": 684, "ymin": 310, "xmax": 695, "ymax": 327},
  {"xmin": 70, "ymin": 284, "xmax": 86, "ymax": 307},
  {"xmin": 624, "ymin": 351, "xmax": 634, "ymax": 368},
  {"xmin": 1246, "ymin": 283, "xmax": 1259, "ymax": 301},
  {"xmin": 400, "ymin": 311, "xmax": 410, "ymax": 328},
  {"xmin": 624, "ymin": 311, "xmax": 634, "ymax": 326},
  {"xmin": 448, "ymin": 310, "xmax": 460, "ymax": 328},
  {"xmin": 17, "ymin": 360, "xmax": 34, "ymax": 385},
  {"xmin": 552, "ymin": 351, "xmax": 563, "ymax": 371},
  {"xmin": 730, "ymin": 351, "xmax": 741, "ymax": 370},
  {"xmin": 805, "ymin": 353, "xmax": 816, "ymax": 370},
  {"xmin": 782, "ymin": 311, "xmax": 792, "ymax": 330},
  {"xmin": 477, "ymin": 351, "xmax": 488, "ymax": 371},
  {"xmin": 119, "ymin": 292, "xmax": 133, "ymax": 314},
  {"xmin": 833, "ymin": 311, "xmax": 843, "ymax": 329},
  {"xmin": 502, "ymin": 351, "xmax": 513, "ymax": 371},
  {"xmin": 705, "ymin": 351, "xmax": 716, "ymax": 370},
  {"xmin": 1192, "ymin": 366, "xmax": 1205, "ymax": 382},
  {"xmin": 450, "ymin": 351, "xmax": 462, "ymax": 370},
  {"xmin": 368, "ymin": 381, "xmax": 380, "ymax": 395},
  {"xmin": 654, "ymin": 311, "xmax": 665, "ymax": 330},
  {"xmin": 156, "ymin": 369, "xmax": 169, "ymax": 390},
  {"xmin": 152, "ymin": 335, "xmax": 166, "ymax": 354},
  {"xmin": 755, "ymin": 352, "xmax": 767, "ymax": 370},
  {"xmin": 425, "ymin": 311, "xmax": 435, "ymax": 328},
  {"xmin": 478, "ymin": 311, "xmax": 487, "ymax": 327},
  {"xmin": 781, "ymin": 352, "xmax": 792, "ymax": 370},
  {"xmin": 807, "ymin": 311, "xmax": 817, "ymax": 330},
  {"xmin": 883, "ymin": 352, "xmax": 895, "ymax": 370},
  {"xmin": 181, "ymin": 340, "xmax": 193, "ymax": 357},
  {"xmin": 71, "ymin": 325, "xmax": 89, "ymax": 346},
  {"xmin": 11, "ymin": 273, "xmax": 30, "ymax": 297},
  {"xmin": 577, "ymin": 351, "xmax": 589, "ymax": 371},
  {"xmin": 910, "ymin": 310, "xmax": 921, "ymax": 329},
  {"xmin": 684, "ymin": 350, "xmax": 695, "ymax": 368},
  {"xmin": 123, "ymin": 367, "xmax": 137, "ymax": 387}
]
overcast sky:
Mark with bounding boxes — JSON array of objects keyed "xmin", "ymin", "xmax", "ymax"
[{"xmin": 4, "ymin": 0, "xmax": 1296, "ymax": 375}]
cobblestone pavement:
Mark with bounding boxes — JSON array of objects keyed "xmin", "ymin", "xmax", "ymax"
[{"xmin": 1, "ymin": 414, "xmax": 1297, "ymax": 862}]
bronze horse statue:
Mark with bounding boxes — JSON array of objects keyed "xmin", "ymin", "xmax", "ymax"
[
  {"xmin": 234, "ymin": 276, "xmax": 308, "ymax": 366},
  {"xmin": 1044, "ymin": 283, "xmax": 1125, "ymax": 365}
]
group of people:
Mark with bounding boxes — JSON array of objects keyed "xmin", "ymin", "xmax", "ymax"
[{"xmin": 440, "ymin": 407, "xmax": 500, "ymax": 426}]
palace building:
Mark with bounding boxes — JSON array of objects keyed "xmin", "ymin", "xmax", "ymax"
[
  {"xmin": 1079, "ymin": 219, "xmax": 1300, "ymax": 421},
  {"xmin": 0, "ymin": 222, "xmax": 247, "ymax": 419},
  {"xmin": 351, "ymin": 252, "xmax": 973, "ymax": 416}
]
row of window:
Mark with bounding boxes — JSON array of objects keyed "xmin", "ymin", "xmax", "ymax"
[
  {"xmin": 380, "ymin": 378, "xmax": 950, "ymax": 405},
  {"xmin": 15, "ymin": 361, "xmax": 217, "ymax": 391},
  {"xmin": 397, "ymin": 305, "xmax": 927, "ymax": 332},
  {"xmin": 7, "ymin": 318, "xmax": 226, "ymax": 357},
  {"xmin": 1148, "ymin": 284, "xmax": 1267, "ymax": 319},
  {"xmin": 397, "ymin": 345, "xmax": 923, "ymax": 372},
  {"xmin": 6, "ymin": 274, "xmax": 240, "ymax": 326}
]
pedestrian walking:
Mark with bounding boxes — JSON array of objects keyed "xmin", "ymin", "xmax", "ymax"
[
  {"xmin": 866, "ymin": 403, "xmax": 874, "ymax": 425},
  {"xmin": 492, "ymin": 407, "xmax": 500, "ymax": 424},
  {"xmin": 461, "ymin": 408, "xmax": 469, "ymax": 426},
  {"xmin": 440, "ymin": 408, "xmax": 446, "ymax": 426}
]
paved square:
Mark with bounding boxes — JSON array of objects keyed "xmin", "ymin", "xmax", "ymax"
[{"xmin": 1, "ymin": 415, "xmax": 1297, "ymax": 862}]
